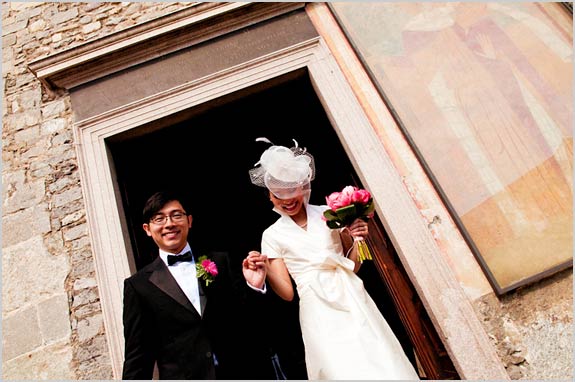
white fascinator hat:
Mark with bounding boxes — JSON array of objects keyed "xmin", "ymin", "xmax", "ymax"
[{"xmin": 249, "ymin": 137, "xmax": 315, "ymax": 200}]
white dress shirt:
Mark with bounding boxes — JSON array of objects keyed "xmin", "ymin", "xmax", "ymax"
[{"xmin": 159, "ymin": 244, "xmax": 202, "ymax": 315}]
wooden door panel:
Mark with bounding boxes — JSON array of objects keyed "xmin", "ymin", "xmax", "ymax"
[{"xmin": 367, "ymin": 215, "xmax": 459, "ymax": 379}]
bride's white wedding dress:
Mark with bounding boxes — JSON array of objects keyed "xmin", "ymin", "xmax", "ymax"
[{"xmin": 262, "ymin": 204, "xmax": 420, "ymax": 380}]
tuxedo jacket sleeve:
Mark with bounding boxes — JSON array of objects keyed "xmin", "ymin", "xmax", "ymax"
[{"xmin": 122, "ymin": 277, "xmax": 156, "ymax": 380}]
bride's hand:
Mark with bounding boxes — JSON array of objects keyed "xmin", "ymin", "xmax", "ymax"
[
  {"xmin": 348, "ymin": 218, "xmax": 369, "ymax": 240},
  {"xmin": 242, "ymin": 251, "xmax": 268, "ymax": 289}
]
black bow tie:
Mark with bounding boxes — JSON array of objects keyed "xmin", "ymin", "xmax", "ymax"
[{"xmin": 167, "ymin": 251, "xmax": 194, "ymax": 266}]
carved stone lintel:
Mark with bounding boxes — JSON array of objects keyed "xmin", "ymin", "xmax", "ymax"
[{"xmin": 27, "ymin": 2, "xmax": 305, "ymax": 91}]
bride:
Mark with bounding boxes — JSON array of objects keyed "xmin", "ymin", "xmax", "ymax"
[{"xmin": 242, "ymin": 138, "xmax": 420, "ymax": 380}]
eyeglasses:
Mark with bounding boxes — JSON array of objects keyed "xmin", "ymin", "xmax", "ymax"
[{"xmin": 150, "ymin": 211, "xmax": 187, "ymax": 225}]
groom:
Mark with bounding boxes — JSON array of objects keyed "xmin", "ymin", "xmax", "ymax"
[{"xmin": 122, "ymin": 190, "xmax": 270, "ymax": 379}]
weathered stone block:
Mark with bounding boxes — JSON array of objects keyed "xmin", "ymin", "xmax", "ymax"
[
  {"xmin": 20, "ymin": 87, "xmax": 41, "ymax": 109},
  {"xmin": 1, "ymin": 204, "xmax": 51, "ymax": 247},
  {"xmin": 40, "ymin": 117, "xmax": 66, "ymax": 135},
  {"xmin": 61, "ymin": 210, "xmax": 84, "ymax": 227},
  {"xmin": 51, "ymin": 8, "xmax": 79, "ymax": 25},
  {"xmin": 73, "ymin": 277, "xmax": 97, "ymax": 291},
  {"xmin": 41, "ymin": 99, "xmax": 67, "ymax": 117},
  {"xmin": 82, "ymin": 21, "xmax": 101, "ymax": 34},
  {"xmin": 71, "ymin": 287, "xmax": 99, "ymax": 310},
  {"xmin": 2, "ymin": 19, "xmax": 28, "ymax": 36},
  {"xmin": 37, "ymin": 293, "xmax": 72, "ymax": 344},
  {"xmin": 2, "ymin": 340, "xmax": 73, "ymax": 380},
  {"xmin": 63, "ymin": 223, "xmax": 87, "ymax": 241},
  {"xmin": 2, "ymin": 235, "xmax": 68, "ymax": 313},
  {"xmin": 2, "ymin": 175, "xmax": 45, "ymax": 214},
  {"xmin": 77, "ymin": 313, "xmax": 103, "ymax": 342},
  {"xmin": 53, "ymin": 187, "xmax": 82, "ymax": 208},
  {"xmin": 2, "ymin": 305, "xmax": 41, "ymax": 360},
  {"xmin": 29, "ymin": 19, "xmax": 46, "ymax": 33}
]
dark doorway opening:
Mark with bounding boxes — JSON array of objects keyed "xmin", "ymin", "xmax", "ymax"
[
  {"xmin": 109, "ymin": 70, "xmax": 362, "ymax": 270},
  {"xmin": 108, "ymin": 69, "xmax": 456, "ymax": 379}
]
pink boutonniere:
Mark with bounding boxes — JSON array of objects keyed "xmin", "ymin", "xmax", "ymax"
[{"xmin": 196, "ymin": 255, "xmax": 218, "ymax": 286}]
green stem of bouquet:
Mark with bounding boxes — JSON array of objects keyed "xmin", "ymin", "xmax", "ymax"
[{"xmin": 356, "ymin": 239, "xmax": 373, "ymax": 263}]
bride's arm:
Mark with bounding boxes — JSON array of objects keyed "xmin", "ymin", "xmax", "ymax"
[
  {"xmin": 340, "ymin": 230, "xmax": 361, "ymax": 273},
  {"xmin": 266, "ymin": 258, "xmax": 294, "ymax": 301}
]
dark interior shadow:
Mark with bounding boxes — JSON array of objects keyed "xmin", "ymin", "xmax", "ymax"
[{"xmin": 108, "ymin": 70, "xmax": 415, "ymax": 379}]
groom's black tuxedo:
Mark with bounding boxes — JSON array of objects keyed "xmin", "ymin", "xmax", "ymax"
[{"xmin": 122, "ymin": 250, "xmax": 266, "ymax": 380}]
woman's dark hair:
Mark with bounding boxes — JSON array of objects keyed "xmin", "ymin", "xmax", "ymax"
[{"xmin": 142, "ymin": 190, "xmax": 191, "ymax": 223}]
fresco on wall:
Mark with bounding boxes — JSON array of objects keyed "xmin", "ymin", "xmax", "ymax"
[{"xmin": 331, "ymin": 2, "xmax": 573, "ymax": 294}]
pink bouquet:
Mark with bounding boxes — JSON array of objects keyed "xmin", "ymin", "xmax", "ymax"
[
  {"xmin": 324, "ymin": 186, "xmax": 375, "ymax": 262},
  {"xmin": 196, "ymin": 255, "xmax": 218, "ymax": 286}
]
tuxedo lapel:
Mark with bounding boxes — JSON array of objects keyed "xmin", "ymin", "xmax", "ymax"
[
  {"xmin": 199, "ymin": 281, "xmax": 208, "ymax": 317},
  {"xmin": 193, "ymin": 251, "xmax": 209, "ymax": 317},
  {"xmin": 147, "ymin": 257, "xmax": 196, "ymax": 314}
]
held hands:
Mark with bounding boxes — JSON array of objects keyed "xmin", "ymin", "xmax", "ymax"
[{"xmin": 242, "ymin": 251, "xmax": 268, "ymax": 290}]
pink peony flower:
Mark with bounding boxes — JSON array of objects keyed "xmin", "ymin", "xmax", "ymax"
[
  {"xmin": 196, "ymin": 255, "xmax": 218, "ymax": 286},
  {"xmin": 326, "ymin": 191, "xmax": 342, "ymax": 210},
  {"xmin": 201, "ymin": 259, "xmax": 218, "ymax": 276},
  {"xmin": 340, "ymin": 185, "xmax": 357, "ymax": 199},
  {"xmin": 326, "ymin": 189, "xmax": 353, "ymax": 211}
]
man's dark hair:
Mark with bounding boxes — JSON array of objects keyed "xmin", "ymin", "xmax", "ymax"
[{"xmin": 142, "ymin": 190, "xmax": 191, "ymax": 223}]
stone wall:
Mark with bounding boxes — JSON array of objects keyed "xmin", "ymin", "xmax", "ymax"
[
  {"xmin": 2, "ymin": 2, "xmax": 193, "ymax": 379},
  {"xmin": 475, "ymin": 269, "xmax": 573, "ymax": 380},
  {"xmin": 2, "ymin": 2, "xmax": 572, "ymax": 380}
]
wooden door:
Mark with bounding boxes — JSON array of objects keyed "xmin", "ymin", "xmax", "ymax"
[{"xmin": 365, "ymin": 214, "xmax": 459, "ymax": 379}]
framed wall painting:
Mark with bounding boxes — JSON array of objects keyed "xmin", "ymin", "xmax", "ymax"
[{"xmin": 329, "ymin": 2, "xmax": 573, "ymax": 295}]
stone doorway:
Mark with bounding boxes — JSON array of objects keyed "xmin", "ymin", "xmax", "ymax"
[{"xmin": 108, "ymin": 70, "xmax": 457, "ymax": 379}]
